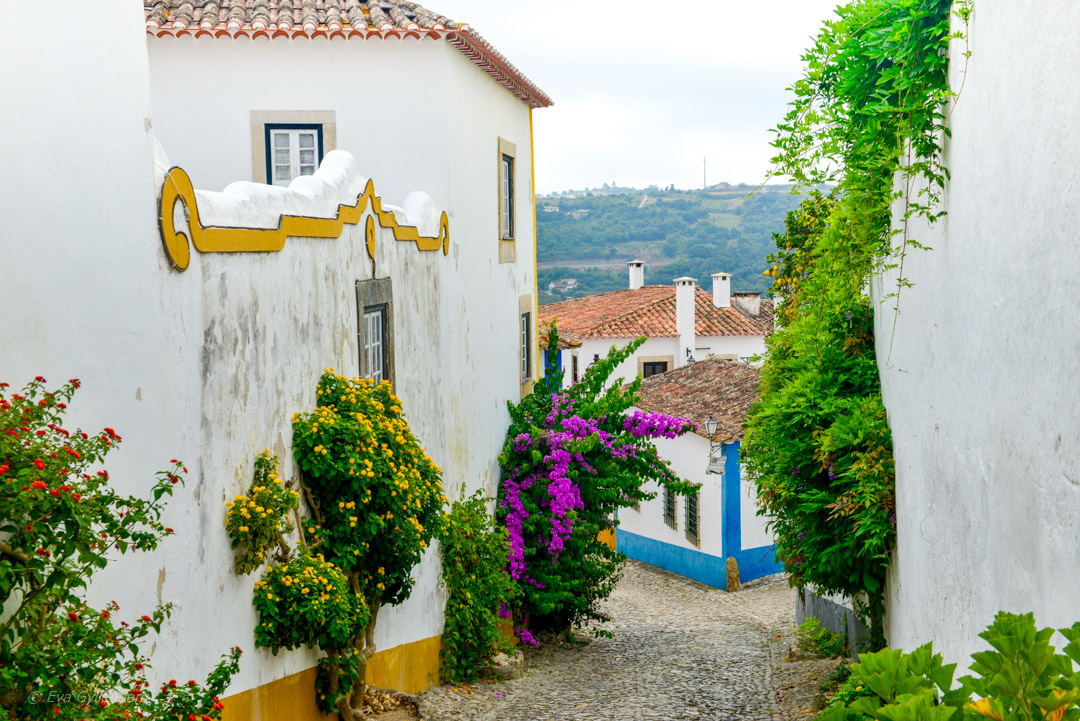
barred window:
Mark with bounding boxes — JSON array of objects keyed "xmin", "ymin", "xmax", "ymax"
[
  {"xmin": 663, "ymin": 488, "xmax": 677, "ymax": 530},
  {"xmin": 685, "ymin": 490, "xmax": 700, "ymax": 546}
]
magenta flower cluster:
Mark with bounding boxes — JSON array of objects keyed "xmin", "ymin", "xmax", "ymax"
[{"xmin": 499, "ymin": 394, "xmax": 695, "ymax": 584}]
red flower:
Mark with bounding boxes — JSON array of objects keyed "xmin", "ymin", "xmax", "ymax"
[
  {"xmin": 48, "ymin": 489, "xmax": 60, "ymax": 497},
  {"xmin": 99, "ymin": 700, "xmax": 108, "ymax": 708},
  {"xmin": 164, "ymin": 527, "xmax": 174, "ymax": 533},
  {"xmin": 59, "ymin": 484, "xmax": 71, "ymax": 492},
  {"xmin": 69, "ymin": 378, "xmax": 81, "ymax": 388},
  {"xmin": 32, "ymin": 480, "xmax": 47, "ymax": 490},
  {"xmin": 170, "ymin": 459, "xmax": 179, "ymax": 464},
  {"xmin": 104, "ymin": 427, "xmax": 118, "ymax": 438},
  {"xmin": 68, "ymin": 611, "xmax": 80, "ymax": 622},
  {"xmin": 33, "ymin": 459, "xmax": 45, "ymax": 470},
  {"xmin": 56, "ymin": 402, "xmax": 66, "ymax": 409},
  {"xmin": 187, "ymin": 680, "xmax": 196, "ymax": 686},
  {"xmin": 35, "ymin": 376, "xmax": 46, "ymax": 383},
  {"xmin": 140, "ymin": 615, "xmax": 152, "ymax": 623},
  {"xmin": 72, "ymin": 493, "xmax": 81, "ymax": 501},
  {"xmin": 35, "ymin": 548, "xmax": 51, "ymax": 557}
]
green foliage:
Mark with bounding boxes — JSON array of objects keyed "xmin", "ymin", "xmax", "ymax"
[
  {"xmin": 744, "ymin": 0, "xmax": 969, "ymax": 646},
  {"xmin": 253, "ymin": 552, "xmax": 369, "ymax": 654},
  {"xmin": 227, "ymin": 371, "xmax": 446, "ymax": 719},
  {"xmin": 437, "ymin": 490, "xmax": 517, "ymax": 684},
  {"xmin": 816, "ymin": 612, "xmax": 1080, "ymax": 721},
  {"xmin": 0, "ymin": 377, "xmax": 240, "ymax": 720},
  {"xmin": 536, "ymin": 185, "xmax": 818, "ymax": 304},
  {"xmin": 225, "ymin": 450, "xmax": 300, "ymax": 574},
  {"xmin": 959, "ymin": 612, "xmax": 1080, "ymax": 721},
  {"xmin": 823, "ymin": 663, "xmax": 855, "ymax": 693},
  {"xmin": 798, "ymin": 617, "xmax": 849, "ymax": 659}
]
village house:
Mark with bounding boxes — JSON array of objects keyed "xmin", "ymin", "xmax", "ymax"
[
  {"xmin": 1, "ymin": 1, "xmax": 548, "ymax": 717},
  {"xmin": 540, "ymin": 261, "xmax": 773, "ymax": 386},
  {"xmin": 617, "ymin": 358, "xmax": 781, "ymax": 588}
]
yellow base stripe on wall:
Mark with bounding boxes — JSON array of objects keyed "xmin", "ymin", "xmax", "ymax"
[
  {"xmin": 220, "ymin": 634, "xmax": 442, "ymax": 721},
  {"xmin": 159, "ymin": 166, "xmax": 450, "ymax": 271}
]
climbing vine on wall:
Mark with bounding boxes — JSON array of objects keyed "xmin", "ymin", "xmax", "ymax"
[{"xmin": 744, "ymin": 0, "xmax": 971, "ymax": 647}]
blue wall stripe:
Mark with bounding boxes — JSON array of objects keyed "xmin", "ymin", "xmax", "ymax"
[{"xmin": 617, "ymin": 439, "xmax": 783, "ymax": 586}]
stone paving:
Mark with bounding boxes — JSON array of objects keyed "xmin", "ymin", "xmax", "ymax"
[{"xmin": 419, "ymin": 560, "xmax": 836, "ymax": 721}]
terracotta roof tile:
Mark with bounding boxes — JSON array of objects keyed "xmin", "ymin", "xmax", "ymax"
[
  {"xmin": 539, "ymin": 286, "xmax": 772, "ymax": 340},
  {"xmin": 144, "ymin": 1, "xmax": 552, "ymax": 108},
  {"xmin": 634, "ymin": 358, "xmax": 760, "ymax": 443}
]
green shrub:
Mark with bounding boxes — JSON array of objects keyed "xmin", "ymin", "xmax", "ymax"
[
  {"xmin": 816, "ymin": 612, "xmax": 1080, "ymax": 721},
  {"xmin": 438, "ymin": 490, "xmax": 517, "ymax": 684},
  {"xmin": 797, "ymin": 617, "xmax": 848, "ymax": 659}
]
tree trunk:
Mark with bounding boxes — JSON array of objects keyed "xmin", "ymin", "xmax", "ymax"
[{"xmin": 350, "ymin": 600, "xmax": 381, "ymax": 712}]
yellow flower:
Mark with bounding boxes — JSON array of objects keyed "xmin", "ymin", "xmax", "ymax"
[{"xmin": 967, "ymin": 699, "xmax": 1003, "ymax": 721}]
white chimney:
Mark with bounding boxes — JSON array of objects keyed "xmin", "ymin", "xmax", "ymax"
[
  {"xmin": 732, "ymin": 291, "xmax": 762, "ymax": 317},
  {"xmin": 711, "ymin": 272, "xmax": 731, "ymax": 308},
  {"xmin": 628, "ymin": 260, "xmax": 645, "ymax": 290},
  {"xmin": 674, "ymin": 277, "xmax": 697, "ymax": 368}
]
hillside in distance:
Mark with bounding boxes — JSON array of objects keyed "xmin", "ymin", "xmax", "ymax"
[{"xmin": 537, "ymin": 183, "xmax": 812, "ymax": 305}]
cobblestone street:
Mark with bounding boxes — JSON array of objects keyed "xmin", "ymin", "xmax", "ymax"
[{"xmin": 420, "ymin": 560, "xmax": 824, "ymax": 721}]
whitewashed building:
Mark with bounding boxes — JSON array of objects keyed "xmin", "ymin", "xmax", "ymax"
[
  {"xmin": 871, "ymin": 3, "xmax": 1080, "ymax": 662},
  {"xmin": 1, "ymin": 1, "xmax": 548, "ymax": 717},
  {"xmin": 540, "ymin": 261, "xmax": 773, "ymax": 386},
  {"xmin": 617, "ymin": 358, "xmax": 780, "ymax": 587}
]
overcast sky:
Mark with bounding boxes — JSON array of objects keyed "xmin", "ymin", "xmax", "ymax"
[{"xmin": 433, "ymin": 1, "xmax": 842, "ymax": 194}]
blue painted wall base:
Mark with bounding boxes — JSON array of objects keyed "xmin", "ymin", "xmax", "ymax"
[{"xmin": 617, "ymin": 440, "xmax": 784, "ymax": 588}]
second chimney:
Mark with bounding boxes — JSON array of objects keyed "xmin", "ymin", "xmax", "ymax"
[
  {"xmin": 711, "ymin": 272, "xmax": 731, "ymax": 308},
  {"xmin": 674, "ymin": 277, "xmax": 697, "ymax": 367},
  {"xmin": 628, "ymin": 260, "xmax": 645, "ymax": 290}
]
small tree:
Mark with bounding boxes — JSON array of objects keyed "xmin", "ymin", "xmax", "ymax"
[
  {"xmin": 497, "ymin": 325, "xmax": 698, "ymax": 633},
  {"xmin": 0, "ymin": 377, "xmax": 241, "ymax": 720},
  {"xmin": 229, "ymin": 372, "xmax": 445, "ymax": 720}
]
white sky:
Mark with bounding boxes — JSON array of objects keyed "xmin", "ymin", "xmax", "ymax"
[{"xmin": 433, "ymin": 1, "xmax": 842, "ymax": 194}]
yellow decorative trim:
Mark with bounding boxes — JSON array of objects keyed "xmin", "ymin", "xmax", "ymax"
[
  {"xmin": 220, "ymin": 634, "xmax": 441, "ymax": 721},
  {"xmin": 159, "ymin": 166, "xmax": 450, "ymax": 271}
]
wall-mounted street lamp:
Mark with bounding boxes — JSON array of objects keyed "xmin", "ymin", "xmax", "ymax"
[{"xmin": 705, "ymin": 416, "xmax": 725, "ymax": 475}]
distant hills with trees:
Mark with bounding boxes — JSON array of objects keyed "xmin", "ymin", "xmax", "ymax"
[{"xmin": 537, "ymin": 183, "xmax": 815, "ymax": 305}]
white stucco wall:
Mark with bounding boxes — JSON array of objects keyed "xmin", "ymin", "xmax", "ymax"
[
  {"xmin": 873, "ymin": 3, "xmax": 1080, "ymax": 662},
  {"xmin": 569, "ymin": 334, "xmax": 764, "ymax": 389},
  {"xmin": 2, "ymin": 4, "xmax": 539, "ymax": 699},
  {"xmin": 619, "ymin": 432, "xmax": 724, "ymax": 558}
]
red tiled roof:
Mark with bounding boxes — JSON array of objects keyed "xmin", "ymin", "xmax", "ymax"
[
  {"xmin": 144, "ymin": 1, "xmax": 552, "ymax": 109},
  {"xmin": 539, "ymin": 286, "xmax": 772, "ymax": 340},
  {"xmin": 635, "ymin": 357, "xmax": 760, "ymax": 442}
]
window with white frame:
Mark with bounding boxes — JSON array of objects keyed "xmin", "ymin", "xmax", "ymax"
[
  {"xmin": 266, "ymin": 125, "xmax": 322, "ymax": 186},
  {"xmin": 362, "ymin": 307, "xmax": 387, "ymax": 382},
  {"xmin": 356, "ymin": 278, "xmax": 393, "ymax": 387},
  {"xmin": 520, "ymin": 311, "xmax": 532, "ymax": 382}
]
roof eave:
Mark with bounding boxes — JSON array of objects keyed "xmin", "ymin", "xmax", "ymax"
[{"xmin": 447, "ymin": 29, "xmax": 553, "ymax": 109}]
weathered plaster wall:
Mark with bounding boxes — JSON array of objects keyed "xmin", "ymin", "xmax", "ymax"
[
  {"xmin": 873, "ymin": 3, "xmax": 1080, "ymax": 662},
  {"xmin": 2, "ymin": 3, "xmax": 538, "ymax": 700}
]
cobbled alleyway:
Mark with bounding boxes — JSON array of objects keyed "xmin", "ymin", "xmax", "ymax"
[{"xmin": 419, "ymin": 560, "xmax": 804, "ymax": 721}]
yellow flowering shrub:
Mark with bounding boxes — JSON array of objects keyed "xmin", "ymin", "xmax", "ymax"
[
  {"xmin": 292, "ymin": 371, "xmax": 446, "ymax": 607},
  {"xmin": 290, "ymin": 370, "xmax": 447, "ymax": 716},
  {"xmin": 252, "ymin": 553, "xmax": 369, "ymax": 653},
  {"xmin": 224, "ymin": 450, "xmax": 299, "ymax": 574}
]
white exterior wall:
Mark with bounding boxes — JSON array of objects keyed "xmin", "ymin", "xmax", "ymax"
[
  {"xmin": 2, "ymin": 6, "xmax": 537, "ymax": 699},
  {"xmin": 569, "ymin": 335, "xmax": 766, "ymax": 388},
  {"xmin": 873, "ymin": 3, "xmax": 1080, "ymax": 662},
  {"xmin": 619, "ymin": 433, "xmax": 724, "ymax": 558}
]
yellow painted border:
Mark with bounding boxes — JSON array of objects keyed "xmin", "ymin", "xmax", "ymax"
[
  {"xmin": 220, "ymin": 634, "xmax": 441, "ymax": 721},
  {"xmin": 159, "ymin": 166, "xmax": 450, "ymax": 271}
]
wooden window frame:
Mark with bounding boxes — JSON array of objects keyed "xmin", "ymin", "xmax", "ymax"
[{"xmin": 265, "ymin": 125, "xmax": 323, "ymax": 186}]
